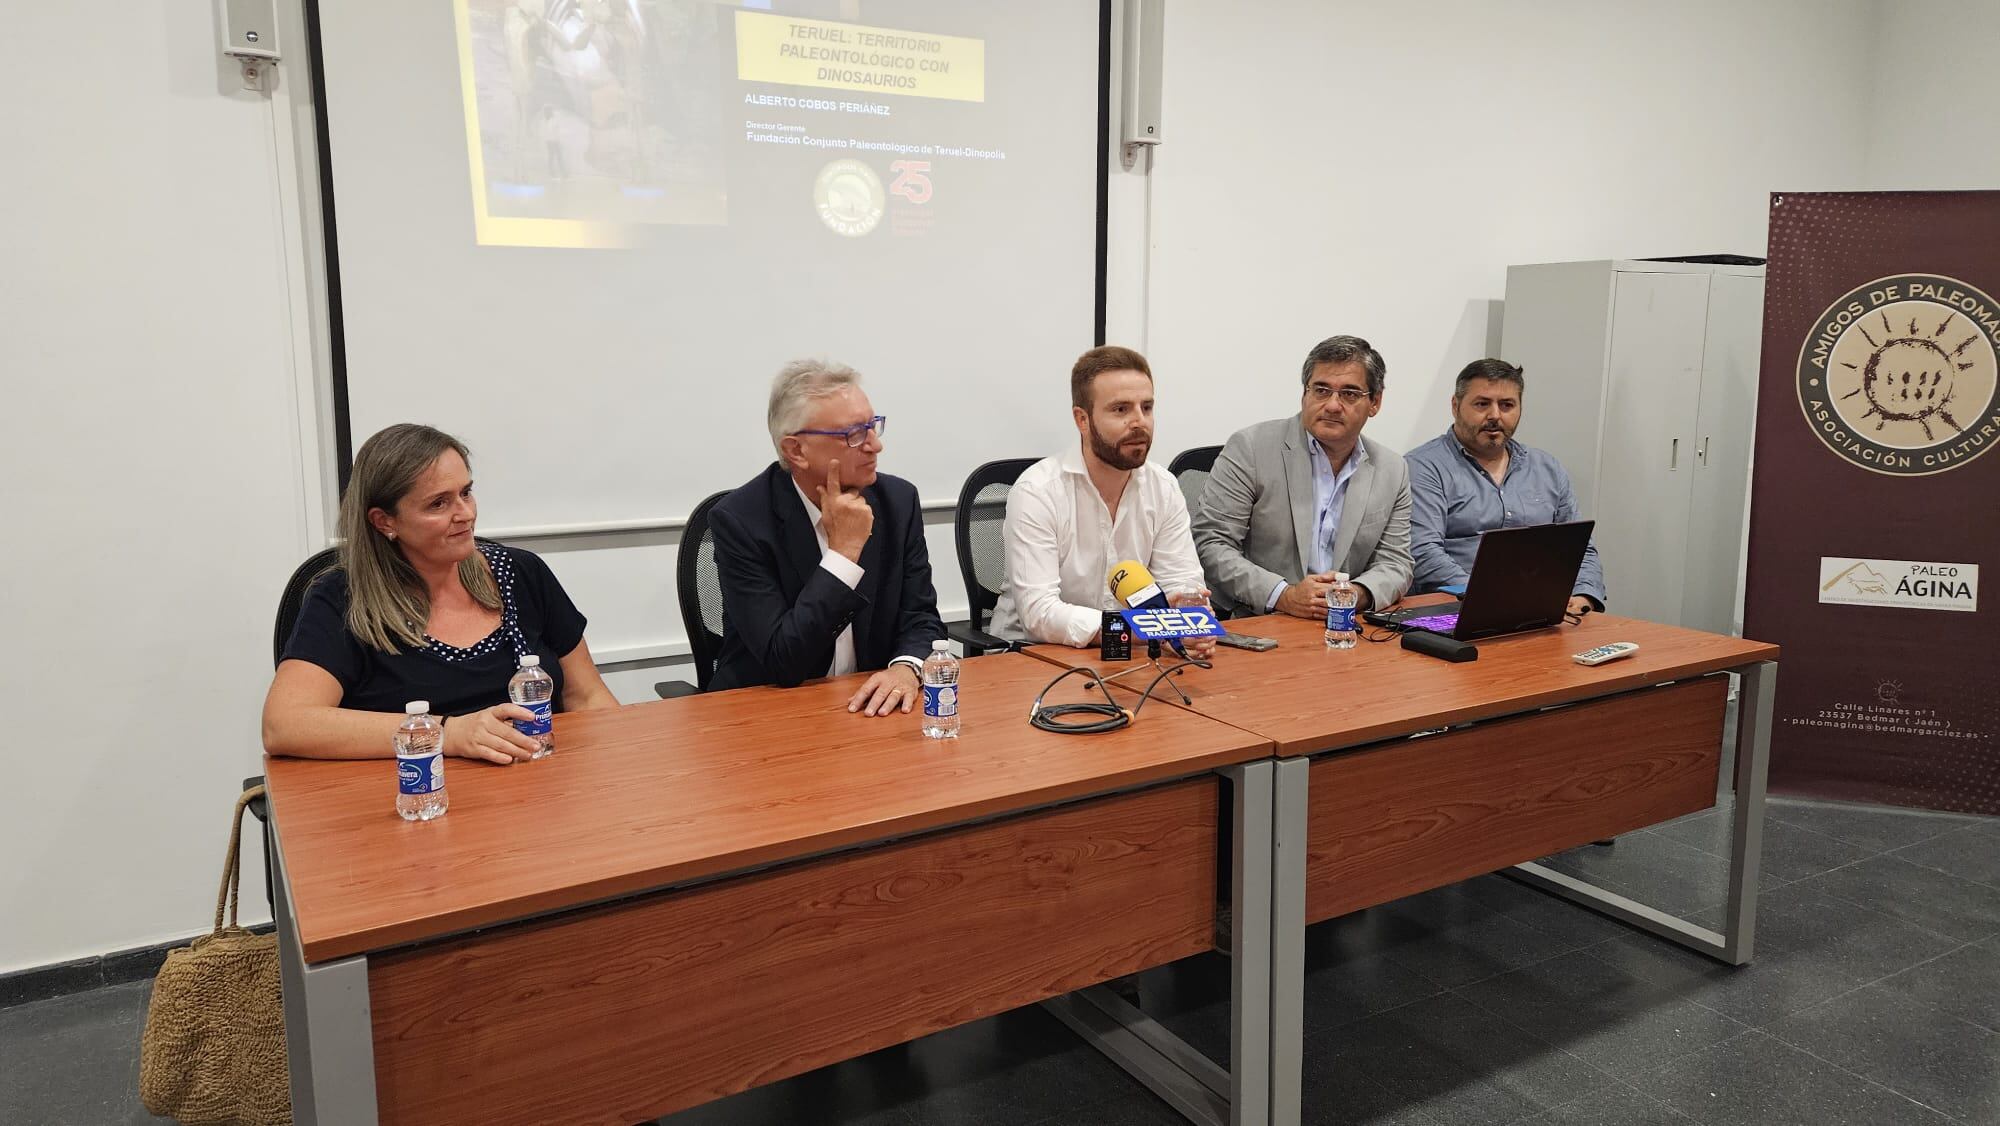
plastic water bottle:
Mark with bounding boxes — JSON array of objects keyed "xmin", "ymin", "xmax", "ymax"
[
  {"xmin": 1325, "ymin": 572, "xmax": 1359, "ymax": 650},
  {"xmin": 921, "ymin": 640, "xmax": 960, "ymax": 740},
  {"xmin": 508, "ymin": 654, "xmax": 555, "ymax": 758},
  {"xmin": 395, "ymin": 702, "xmax": 447, "ymax": 821}
]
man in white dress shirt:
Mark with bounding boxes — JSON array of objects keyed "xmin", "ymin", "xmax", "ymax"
[{"xmin": 988, "ymin": 346, "xmax": 1216, "ymax": 658}]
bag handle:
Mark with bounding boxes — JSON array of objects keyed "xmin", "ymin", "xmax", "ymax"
[{"xmin": 213, "ymin": 785, "xmax": 264, "ymax": 934}]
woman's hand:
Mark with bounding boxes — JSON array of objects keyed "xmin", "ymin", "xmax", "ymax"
[{"xmin": 444, "ymin": 704, "xmax": 542, "ymax": 764}]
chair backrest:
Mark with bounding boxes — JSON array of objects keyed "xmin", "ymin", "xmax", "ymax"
[
  {"xmin": 955, "ymin": 458, "xmax": 1038, "ymax": 631},
  {"xmin": 1168, "ymin": 445, "xmax": 1223, "ymax": 518},
  {"xmin": 273, "ymin": 547, "xmax": 342, "ymax": 668},
  {"xmin": 678, "ymin": 490, "xmax": 730, "ymax": 692},
  {"xmin": 272, "ymin": 538, "xmax": 513, "ymax": 668}
]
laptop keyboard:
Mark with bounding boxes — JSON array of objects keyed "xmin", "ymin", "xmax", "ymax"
[{"xmin": 1399, "ymin": 613, "xmax": 1460, "ymax": 633}]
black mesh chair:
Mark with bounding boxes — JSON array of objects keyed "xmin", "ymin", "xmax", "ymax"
[
  {"xmin": 245, "ymin": 545, "xmax": 343, "ymax": 907},
  {"xmin": 1168, "ymin": 444, "xmax": 1222, "ymax": 519},
  {"xmin": 271, "ymin": 548, "xmax": 342, "ymax": 665},
  {"xmin": 656, "ymin": 490, "xmax": 729, "ymax": 697},
  {"xmin": 950, "ymin": 458, "xmax": 1038, "ymax": 655}
]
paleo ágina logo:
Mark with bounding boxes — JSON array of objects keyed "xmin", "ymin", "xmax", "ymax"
[
  {"xmin": 1819, "ymin": 557, "xmax": 1978, "ymax": 613},
  {"xmin": 1796, "ymin": 274, "xmax": 2000, "ymax": 475},
  {"xmin": 1823, "ymin": 560, "xmax": 1889, "ymax": 595}
]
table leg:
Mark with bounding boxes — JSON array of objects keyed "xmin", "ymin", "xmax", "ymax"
[
  {"xmin": 1268, "ymin": 757, "xmax": 1308, "ymax": 1126},
  {"xmin": 274, "ymin": 816, "xmax": 379, "ymax": 1125},
  {"xmin": 1045, "ymin": 761, "xmax": 1277, "ymax": 1126},
  {"xmin": 1505, "ymin": 661, "xmax": 1777, "ymax": 966}
]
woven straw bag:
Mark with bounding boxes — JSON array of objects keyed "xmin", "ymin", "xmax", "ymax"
[{"xmin": 139, "ymin": 784, "xmax": 292, "ymax": 1125}]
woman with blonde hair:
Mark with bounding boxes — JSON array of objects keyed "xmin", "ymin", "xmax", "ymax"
[{"xmin": 263, "ymin": 424, "xmax": 617, "ymax": 761}]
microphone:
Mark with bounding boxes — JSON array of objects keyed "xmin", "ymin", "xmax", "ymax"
[{"xmin": 1109, "ymin": 559, "xmax": 1184, "ymax": 657}]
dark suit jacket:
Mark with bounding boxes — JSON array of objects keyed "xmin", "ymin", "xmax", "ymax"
[{"xmin": 708, "ymin": 462, "xmax": 946, "ymax": 691}]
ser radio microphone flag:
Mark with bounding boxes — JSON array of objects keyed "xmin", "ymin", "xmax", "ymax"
[
  {"xmin": 1108, "ymin": 560, "xmax": 1224, "ymax": 655},
  {"xmin": 1029, "ymin": 561, "xmax": 1219, "ymax": 736}
]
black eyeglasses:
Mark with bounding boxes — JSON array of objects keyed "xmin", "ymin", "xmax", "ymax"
[
  {"xmin": 1306, "ymin": 385, "xmax": 1372, "ymax": 406},
  {"xmin": 791, "ymin": 415, "xmax": 887, "ymax": 448}
]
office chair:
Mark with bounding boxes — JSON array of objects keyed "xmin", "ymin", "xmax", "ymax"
[
  {"xmin": 1167, "ymin": 444, "xmax": 1222, "ymax": 519},
  {"xmin": 950, "ymin": 458, "xmax": 1038, "ymax": 655},
  {"xmin": 655, "ymin": 490, "xmax": 729, "ymax": 697},
  {"xmin": 244, "ymin": 545, "xmax": 342, "ymax": 909},
  {"xmin": 271, "ymin": 547, "xmax": 343, "ymax": 666}
]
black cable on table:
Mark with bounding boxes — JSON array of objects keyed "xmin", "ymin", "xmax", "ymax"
[{"xmin": 1028, "ymin": 657, "xmax": 1211, "ymax": 734}]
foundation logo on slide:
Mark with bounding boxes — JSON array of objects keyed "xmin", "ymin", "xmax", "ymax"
[
  {"xmin": 814, "ymin": 159, "xmax": 885, "ymax": 237},
  {"xmin": 1796, "ymin": 273, "xmax": 2000, "ymax": 476}
]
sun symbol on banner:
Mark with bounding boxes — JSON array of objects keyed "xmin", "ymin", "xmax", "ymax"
[
  {"xmin": 1840, "ymin": 312, "xmax": 1984, "ymax": 446},
  {"xmin": 1798, "ymin": 273, "xmax": 2000, "ymax": 475}
]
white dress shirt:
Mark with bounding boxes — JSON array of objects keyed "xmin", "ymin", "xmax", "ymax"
[
  {"xmin": 791, "ymin": 480, "xmax": 864, "ymax": 677},
  {"xmin": 988, "ymin": 443, "xmax": 1207, "ymax": 646},
  {"xmin": 1266, "ymin": 435, "xmax": 1369, "ymax": 611},
  {"xmin": 791, "ymin": 480, "xmax": 925, "ymax": 680}
]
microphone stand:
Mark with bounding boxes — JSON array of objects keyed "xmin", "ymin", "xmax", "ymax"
[{"xmin": 1099, "ymin": 639, "xmax": 1197, "ymax": 706}]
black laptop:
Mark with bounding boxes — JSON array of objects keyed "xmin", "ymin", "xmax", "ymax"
[{"xmin": 1364, "ymin": 520, "xmax": 1594, "ymax": 642}]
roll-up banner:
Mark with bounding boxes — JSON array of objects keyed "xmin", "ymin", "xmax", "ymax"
[{"xmin": 1745, "ymin": 190, "xmax": 1999, "ymax": 815}]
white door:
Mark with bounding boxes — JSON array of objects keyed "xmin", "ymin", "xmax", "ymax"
[
  {"xmin": 1596, "ymin": 271, "xmax": 1710, "ymax": 625},
  {"xmin": 1684, "ymin": 272, "xmax": 1765, "ymax": 636}
]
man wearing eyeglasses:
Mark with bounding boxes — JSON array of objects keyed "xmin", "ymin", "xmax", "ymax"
[
  {"xmin": 1192, "ymin": 334, "xmax": 1414, "ymax": 619},
  {"xmin": 708, "ymin": 359, "xmax": 946, "ymax": 713}
]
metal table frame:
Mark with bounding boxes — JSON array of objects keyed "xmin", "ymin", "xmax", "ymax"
[
  {"xmin": 275, "ymin": 662, "xmax": 1774, "ymax": 1126},
  {"xmin": 1256, "ymin": 662, "xmax": 1776, "ymax": 1126},
  {"xmin": 274, "ymin": 762, "xmax": 1284, "ymax": 1126}
]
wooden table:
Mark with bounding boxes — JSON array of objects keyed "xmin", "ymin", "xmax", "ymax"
[
  {"xmin": 268, "ymin": 653, "xmax": 1277, "ymax": 1126},
  {"xmin": 1027, "ymin": 609, "xmax": 1778, "ymax": 1126}
]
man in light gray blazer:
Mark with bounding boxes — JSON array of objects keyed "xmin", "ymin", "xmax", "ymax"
[{"xmin": 1193, "ymin": 335, "xmax": 1415, "ymax": 619}]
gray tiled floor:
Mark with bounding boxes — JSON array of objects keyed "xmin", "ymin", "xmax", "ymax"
[{"xmin": 4, "ymin": 798, "xmax": 1994, "ymax": 1126}]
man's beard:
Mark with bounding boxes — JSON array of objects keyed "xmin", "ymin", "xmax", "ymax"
[{"xmin": 1090, "ymin": 421, "xmax": 1151, "ymax": 471}]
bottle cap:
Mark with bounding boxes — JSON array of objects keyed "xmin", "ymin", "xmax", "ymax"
[
  {"xmin": 932, "ymin": 640, "xmax": 951, "ymax": 651},
  {"xmin": 520, "ymin": 655, "xmax": 541, "ymax": 667},
  {"xmin": 1335, "ymin": 572, "xmax": 1350, "ymax": 582},
  {"xmin": 405, "ymin": 701, "xmax": 429, "ymax": 715}
]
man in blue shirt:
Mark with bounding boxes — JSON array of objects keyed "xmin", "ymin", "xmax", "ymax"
[{"xmin": 1406, "ymin": 358, "xmax": 1606, "ymax": 616}]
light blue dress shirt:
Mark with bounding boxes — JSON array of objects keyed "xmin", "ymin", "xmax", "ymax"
[
  {"xmin": 1265, "ymin": 437, "xmax": 1368, "ymax": 611},
  {"xmin": 1404, "ymin": 430, "xmax": 1606, "ymax": 605}
]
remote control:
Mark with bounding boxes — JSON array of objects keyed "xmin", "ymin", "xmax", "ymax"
[
  {"xmin": 1215, "ymin": 632, "xmax": 1279, "ymax": 652},
  {"xmin": 1573, "ymin": 642, "xmax": 1639, "ymax": 666}
]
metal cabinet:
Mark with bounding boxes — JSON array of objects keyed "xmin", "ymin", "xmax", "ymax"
[{"xmin": 1502, "ymin": 259, "xmax": 1765, "ymax": 635}]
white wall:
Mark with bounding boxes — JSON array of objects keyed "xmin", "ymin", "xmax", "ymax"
[
  {"xmin": 1143, "ymin": 0, "xmax": 1879, "ymax": 460},
  {"xmin": 1864, "ymin": 0, "xmax": 2000, "ymax": 188},
  {"xmin": 8, "ymin": 0, "xmax": 1998, "ymax": 975},
  {"xmin": 0, "ymin": 3, "xmax": 314, "ymax": 971}
]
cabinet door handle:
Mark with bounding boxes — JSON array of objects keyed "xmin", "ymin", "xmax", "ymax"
[
  {"xmin": 1698, "ymin": 436, "xmax": 1710, "ymax": 465},
  {"xmin": 1670, "ymin": 438, "xmax": 1679, "ymax": 470}
]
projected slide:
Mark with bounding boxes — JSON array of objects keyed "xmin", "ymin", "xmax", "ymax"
[{"xmin": 456, "ymin": 1, "xmax": 1014, "ymax": 249}]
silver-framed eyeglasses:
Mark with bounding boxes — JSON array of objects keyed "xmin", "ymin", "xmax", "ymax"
[
  {"xmin": 1306, "ymin": 385, "xmax": 1372, "ymax": 406},
  {"xmin": 792, "ymin": 414, "xmax": 887, "ymax": 448}
]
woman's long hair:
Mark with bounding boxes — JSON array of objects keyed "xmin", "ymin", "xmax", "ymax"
[{"xmin": 336, "ymin": 424, "xmax": 501, "ymax": 652}]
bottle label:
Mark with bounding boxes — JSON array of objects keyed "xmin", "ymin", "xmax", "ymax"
[
  {"xmin": 397, "ymin": 751, "xmax": 443, "ymax": 795},
  {"xmin": 512, "ymin": 699, "xmax": 553, "ymax": 737},
  {"xmin": 1325, "ymin": 605, "xmax": 1357, "ymax": 633},
  {"xmin": 924, "ymin": 684, "xmax": 957, "ymax": 719}
]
